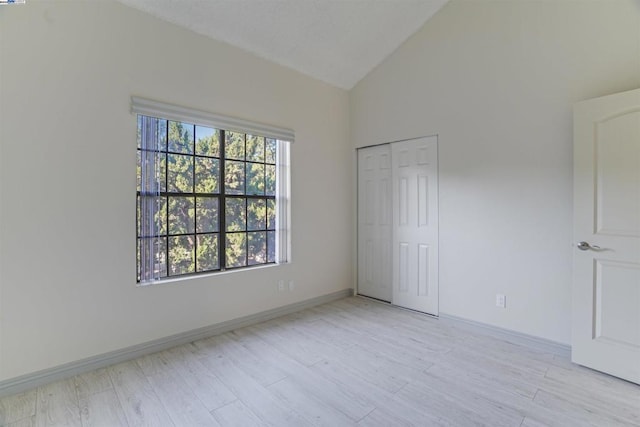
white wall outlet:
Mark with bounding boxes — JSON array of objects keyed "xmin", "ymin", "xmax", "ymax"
[
  {"xmin": 288, "ymin": 280, "xmax": 295, "ymax": 291},
  {"xmin": 278, "ymin": 280, "xmax": 285, "ymax": 292},
  {"xmin": 496, "ymin": 294, "xmax": 506, "ymax": 308}
]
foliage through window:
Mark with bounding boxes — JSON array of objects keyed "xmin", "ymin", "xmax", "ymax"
[{"xmin": 136, "ymin": 109, "xmax": 290, "ymax": 283}]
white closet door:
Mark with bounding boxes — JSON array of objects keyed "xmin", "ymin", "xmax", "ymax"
[
  {"xmin": 357, "ymin": 145, "xmax": 393, "ymax": 302},
  {"xmin": 392, "ymin": 137, "xmax": 439, "ymax": 315}
]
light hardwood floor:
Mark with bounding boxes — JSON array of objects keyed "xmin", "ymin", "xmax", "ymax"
[{"xmin": 1, "ymin": 296, "xmax": 639, "ymax": 426}]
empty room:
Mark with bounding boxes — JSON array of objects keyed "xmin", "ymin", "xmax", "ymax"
[{"xmin": 0, "ymin": 0, "xmax": 639, "ymax": 425}]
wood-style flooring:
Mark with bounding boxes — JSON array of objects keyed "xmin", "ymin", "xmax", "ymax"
[{"xmin": 1, "ymin": 296, "xmax": 639, "ymax": 426}]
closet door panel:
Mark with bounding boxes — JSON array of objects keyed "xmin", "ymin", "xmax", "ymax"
[{"xmin": 357, "ymin": 145, "xmax": 393, "ymax": 302}]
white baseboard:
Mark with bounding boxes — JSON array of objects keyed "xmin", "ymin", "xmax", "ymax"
[
  {"xmin": 354, "ymin": 295, "xmax": 570, "ymax": 358},
  {"xmin": 0, "ymin": 288, "xmax": 353, "ymax": 398},
  {"xmin": 438, "ymin": 312, "xmax": 571, "ymax": 358}
]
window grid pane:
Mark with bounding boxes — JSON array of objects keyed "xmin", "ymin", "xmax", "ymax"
[
  {"xmin": 137, "ymin": 116, "xmax": 281, "ymax": 283},
  {"xmin": 197, "ymin": 233, "xmax": 219, "ymax": 272}
]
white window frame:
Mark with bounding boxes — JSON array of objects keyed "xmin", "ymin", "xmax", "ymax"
[{"xmin": 133, "ymin": 97, "xmax": 292, "ymax": 284}]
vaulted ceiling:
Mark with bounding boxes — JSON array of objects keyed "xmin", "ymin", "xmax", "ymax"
[{"xmin": 116, "ymin": 0, "xmax": 449, "ymax": 89}]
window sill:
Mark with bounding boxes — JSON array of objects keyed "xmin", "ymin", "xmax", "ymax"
[{"xmin": 136, "ymin": 262, "xmax": 287, "ymax": 288}]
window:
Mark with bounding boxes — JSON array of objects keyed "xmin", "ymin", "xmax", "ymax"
[{"xmin": 134, "ymin": 98, "xmax": 291, "ymax": 284}]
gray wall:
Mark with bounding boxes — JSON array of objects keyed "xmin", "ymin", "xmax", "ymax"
[
  {"xmin": 350, "ymin": 0, "xmax": 640, "ymax": 344},
  {"xmin": 0, "ymin": 1, "xmax": 352, "ymax": 381}
]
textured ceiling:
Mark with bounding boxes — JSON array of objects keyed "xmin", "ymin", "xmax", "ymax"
[{"xmin": 116, "ymin": 0, "xmax": 449, "ymax": 89}]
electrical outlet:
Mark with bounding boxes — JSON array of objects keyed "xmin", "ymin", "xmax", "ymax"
[
  {"xmin": 288, "ymin": 280, "xmax": 295, "ymax": 291},
  {"xmin": 278, "ymin": 280, "xmax": 285, "ymax": 292},
  {"xmin": 496, "ymin": 294, "xmax": 506, "ymax": 308}
]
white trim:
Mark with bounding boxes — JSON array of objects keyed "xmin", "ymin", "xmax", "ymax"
[
  {"xmin": 355, "ymin": 296, "xmax": 571, "ymax": 357},
  {"xmin": 0, "ymin": 289, "xmax": 353, "ymax": 398},
  {"xmin": 277, "ymin": 140, "xmax": 291, "ymax": 263},
  {"xmin": 131, "ymin": 96, "xmax": 295, "ymax": 142},
  {"xmin": 438, "ymin": 313, "xmax": 571, "ymax": 357}
]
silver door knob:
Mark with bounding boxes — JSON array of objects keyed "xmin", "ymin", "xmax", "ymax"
[{"xmin": 577, "ymin": 241, "xmax": 601, "ymax": 251}]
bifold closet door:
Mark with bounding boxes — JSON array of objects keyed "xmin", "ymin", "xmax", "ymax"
[
  {"xmin": 392, "ymin": 137, "xmax": 439, "ymax": 315},
  {"xmin": 357, "ymin": 144, "xmax": 393, "ymax": 302}
]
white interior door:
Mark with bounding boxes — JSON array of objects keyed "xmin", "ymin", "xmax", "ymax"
[
  {"xmin": 392, "ymin": 137, "xmax": 439, "ymax": 315},
  {"xmin": 357, "ymin": 145, "xmax": 393, "ymax": 302},
  {"xmin": 573, "ymin": 88, "xmax": 640, "ymax": 384}
]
